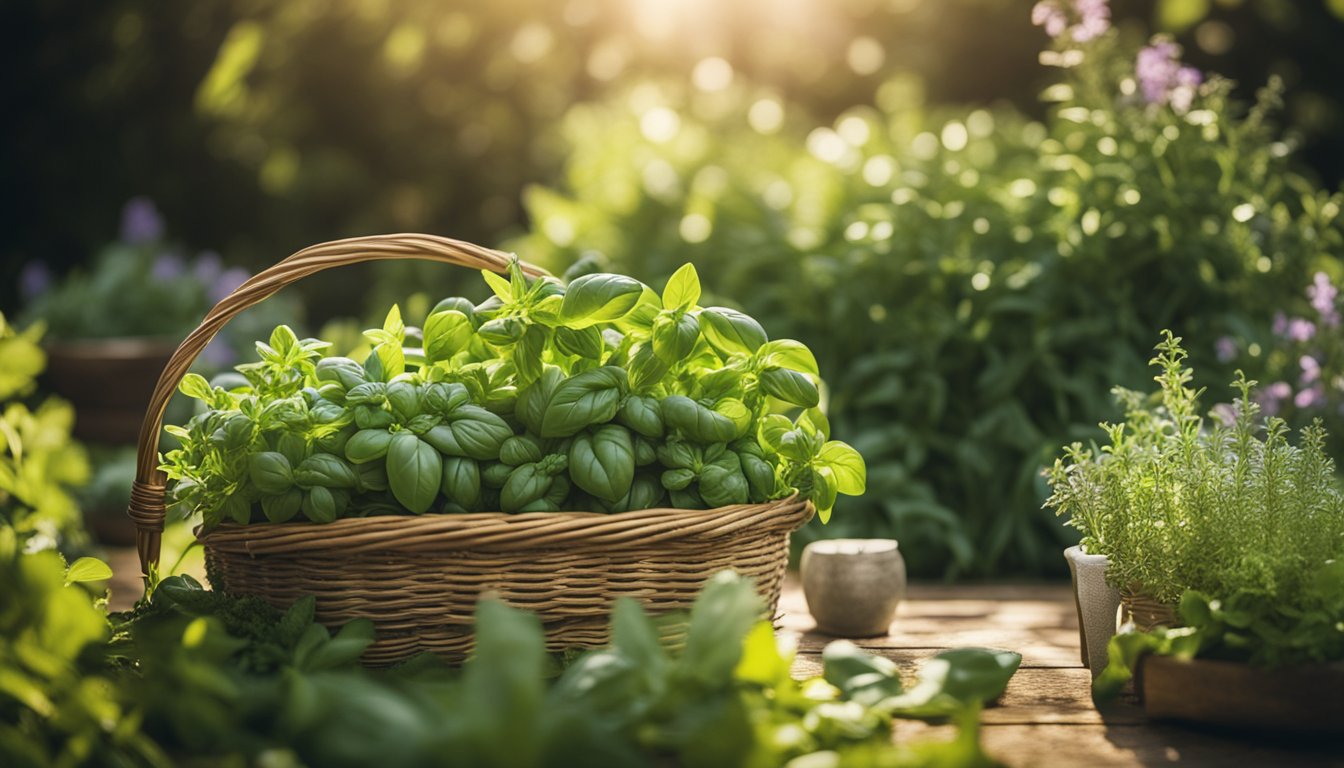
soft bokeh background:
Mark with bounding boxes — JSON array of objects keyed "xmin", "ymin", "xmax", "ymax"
[{"xmin": 4, "ymin": 0, "xmax": 1344, "ymax": 578}]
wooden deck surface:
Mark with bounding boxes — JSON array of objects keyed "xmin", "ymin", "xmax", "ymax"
[{"xmin": 104, "ymin": 550, "xmax": 1343, "ymax": 766}]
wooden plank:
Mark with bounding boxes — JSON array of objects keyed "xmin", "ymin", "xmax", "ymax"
[{"xmin": 892, "ymin": 722, "xmax": 1344, "ymax": 768}]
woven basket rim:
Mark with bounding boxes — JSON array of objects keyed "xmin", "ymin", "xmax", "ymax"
[{"xmin": 198, "ymin": 494, "xmax": 814, "ymax": 556}]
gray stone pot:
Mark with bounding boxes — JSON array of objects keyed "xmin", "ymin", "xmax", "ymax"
[
  {"xmin": 801, "ymin": 539, "xmax": 906, "ymax": 637},
  {"xmin": 1065, "ymin": 545, "xmax": 1123, "ymax": 676}
]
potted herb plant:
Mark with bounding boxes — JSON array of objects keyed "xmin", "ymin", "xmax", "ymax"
[
  {"xmin": 20, "ymin": 198, "xmax": 288, "ymax": 444},
  {"xmin": 1048, "ymin": 331, "xmax": 1344, "ymax": 729}
]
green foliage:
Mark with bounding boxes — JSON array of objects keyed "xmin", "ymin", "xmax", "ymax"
[
  {"xmin": 162, "ymin": 262, "xmax": 866, "ymax": 526},
  {"xmin": 1046, "ymin": 331, "xmax": 1344, "ymax": 606},
  {"xmin": 0, "ymin": 314, "xmax": 90, "ymax": 551},
  {"xmin": 101, "ymin": 570, "xmax": 1016, "ymax": 766},
  {"xmin": 1093, "ymin": 560, "xmax": 1344, "ymax": 702},
  {"xmin": 512, "ymin": 20, "xmax": 1343, "ymax": 577}
]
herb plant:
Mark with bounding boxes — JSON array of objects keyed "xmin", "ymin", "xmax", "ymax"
[
  {"xmin": 511, "ymin": 0, "xmax": 1343, "ymax": 577},
  {"xmin": 1045, "ymin": 331, "xmax": 1344, "ymax": 607},
  {"xmin": 162, "ymin": 261, "xmax": 865, "ymax": 527}
]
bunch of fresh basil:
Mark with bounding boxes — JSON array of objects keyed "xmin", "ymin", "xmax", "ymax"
[{"xmin": 162, "ymin": 261, "xmax": 865, "ymax": 527}]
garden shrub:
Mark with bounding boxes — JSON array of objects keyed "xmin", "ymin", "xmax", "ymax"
[{"xmin": 513, "ymin": 17, "xmax": 1344, "ymax": 576}]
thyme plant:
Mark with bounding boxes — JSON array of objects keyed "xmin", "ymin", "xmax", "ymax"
[{"xmin": 1045, "ymin": 331, "xmax": 1344, "ymax": 605}]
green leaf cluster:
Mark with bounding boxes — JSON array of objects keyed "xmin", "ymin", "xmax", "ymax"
[
  {"xmin": 162, "ymin": 262, "xmax": 866, "ymax": 526},
  {"xmin": 510, "ymin": 24, "xmax": 1343, "ymax": 577},
  {"xmin": 94, "ymin": 570, "xmax": 1017, "ymax": 767},
  {"xmin": 0, "ymin": 313, "xmax": 90, "ymax": 551}
]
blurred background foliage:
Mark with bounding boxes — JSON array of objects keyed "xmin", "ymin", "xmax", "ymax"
[{"xmin": 3, "ymin": 0, "xmax": 1343, "ymax": 577}]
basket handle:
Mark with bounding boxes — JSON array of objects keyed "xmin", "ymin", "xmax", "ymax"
[{"xmin": 128, "ymin": 233, "xmax": 548, "ymax": 577}]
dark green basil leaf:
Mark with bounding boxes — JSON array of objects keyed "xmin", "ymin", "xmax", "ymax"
[
  {"xmin": 698, "ymin": 307, "xmax": 768, "ymax": 357},
  {"xmin": 423, "ymin": 382, "xmax": 471, "ymax": 415},
  {"xmin": 344, "ymin": 382, "xmax": 387, "ymax": 406},
  {"xmin": 302, "ymin": 486, "xmax": 344, "ymax": 523},
  {"xmin": 479, "ymin": 315, "xmax": 528, "ymax": 346},
  {"xmin": 500, "ymin": 435, "xmax": 544, "ymax": 466},
  {"xmin": 559, "ymin": 273, "xmax": 644, "ymax": 328},
  {"xmin": 221, "ymin": 492, "xmax": 252, "ymax": 524},
  {"xmin": 275, "ymin": 432, "xmax": 309, "ymax": 467},
  {"xmin": 543, "ymin": 475, "xmax": 569, "ymax": 506},
  {"xmin": 669, "ymin": 487, "xmax": 706, "ymax": 509},
  {"xmin": 315, "ymin": 357, "xmax": 367, "ymax": 390},
  {"xmin": 516, "ymin": 366, "xmax": 563, "ymax": 435},
  {"xmin": 513, "ymin": 324, "xmax": 548, "ymax": 386},
  {"xmin": 501, "ymin": 463, "xmax": 550, "ymax": 513},
  {"xmin": 431, "ymin": 296, "xmax": 477, "ymax": 323},
  {"xmin": 540, "ymin": 366, "xmax": 628, "ymax": 438},
  {"xmin": 759, "ymin": 367, "xmax": 821, "ymax": 408},
  {"xmin": 656, "ymin": 441, "xmax": 699, "ymax": 470},
  {"xmin": 211, "ymin": 415, "xmax": 254, "ymax": 450},
  {"xmin": 445, "ymin": 406, "xmax": 514, "ymax": 459},
  {"xmin": 554, "ymin": 325, "xmax": 606, "ymax": 359},
  {"xmin": 345, "ymin": 429, "xmax": 393, "ymax": 464},
  {"xmin": 352, "ymin": 404, "xmax": 392, "ymax": 430},
  {"xmin": 355, "ymin": 461, "xmax": 388, "ymax": 493},
  {"xmin": 294, "ymin": 454, "xmax": 359, "ymax": 490},
  {"xmin": 441, "ymin": 457, "xmax": 482, "ymax": 510},
  {"xmin": 405, "ymin": 413, "xmax": 441, "ymax": 435},
  {"xmin": 661, "ymin": 468, "xmax": 695, "ymax": 491},
  {"xmin": 387, "ymin": 432, "xmax": 442, "ymax": 514},
  {"xmin": 652, "ymin": 312, "xmax": 701, "ymax": 365},
  {"xmin": 261, "ymin": 489, "xmax": 303, "ymax": 523},
  {"xmin": 568, "ymin": 425, "xmax": 635, "ymax": 503},
  {"xmin": 627, "ymin": 342, "xmax": 668, "ymax": 393},
  {"xmin": 386, "ymin": 382, "xmax": 421, "ymax": 422},
  {"xmin": 482, "ymin": 462, "xmax": 513, "ymax": 488},
  {"xmin": 249, "ymin": 452, "xmax": 294, "ymax": 495},
  {"xmin": 661, "ymin": 395, "xmax": 739, "ymax": 443},
  {"xmin": 739, "ymin": 451, "xmax": 777, "ymax": 501},
  {"xmin": 618, "ymin": 395, "xmax": 664, "ymax": 438},
  {"xmin": 700, "ymin": 452, "xmax": 749, "ymax": 507},
  {"xmin": 633, "ymin": 435, "xmax": 657, "ymax": 466}
]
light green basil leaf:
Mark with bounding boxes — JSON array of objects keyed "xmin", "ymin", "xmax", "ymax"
[
  {"xmin": 64, "ymin": 557, "xmax": 113, "ymax": 585},
  {"xmin": 559, "ymin": 273, "xmax": 644, "ymax": 328},
  {"xmin": 698, "ymin": 307, "xmax": 768, "ymax": 356},
  {"xmin": 424, "ymin": 310, "xmax": 474, "ymax": 364},
  {"xmin": 178, "ymin": 373, "xmax": 214, "ymax": 402},
  {"xmin": 652, "ymin": 312, "xmax": 701, "ymax": 365},
  {"xmin": 818, "ymin": 440, "xmax": 866, "ymax": 495},
  {"xmin": 540, "ymin": 366, "xmax": 628, "ymax": 437},
  {"xmin": 662, "ymin": 262, "xmax": 701, "ymax": 311},
  {"xmin": 757, "ymin": 339, "xmax": 820, "ymax": 376},
  {"xmin": 554, "ymin": 325, "xmax": 606, "ymax": 359},
  {"xmin": 759, "ymin": 367, "xmax": 820, "ymax": 408}
]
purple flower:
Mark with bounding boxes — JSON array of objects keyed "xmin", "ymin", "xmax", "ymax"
[
  {"xmin": 199, "ymin": 338, "xmax": 236, "ymax": 369},
  {"xmin": 1295, "ymin": 385, "xmax": 1325, "ymax": 410},
  {"xmin": 1286, "ymin": 318, "xmax": 1316, "ymax": 342},
  {"xmin": 1301, "ymin": 355, "xmax": 1322, "ymax": 385},
  {"xmin": 1136, "ymin": 39, "xmax": 1201, "ymax": 112},
  {"xmin": 1259, "ymin": 381, "xmax": 1293, "ymax": 417},
  {"xmin": 1210, "ymin": 402, "xmax": 1237, "ymax": 427},
  {"xmin": 1214, "ymin": 336, "xmax": 1237, "ymax": 363},
  {"xmin": 1032, "ymin": 0, "xmax": 1109, "ymax": 42},
  {"xmin": 150, "ymin": 252, "xmax": 186, "ymax": 282},
  {"xmin": 209, "ymin": 267, "xmax": 250, "ymax": 304},
  {"xmin": 120, "ymin": 197, "xmax": 165, "ymax": 245},
  {"xmin": 1071, "ymin": 0, "xmax": 1111, "ymax": 42},
  {"xmin": 1273, "ymin": 311, "xmax": 1288, "ymax": 337},
  {"xmin": 1032, "ymin": 2, "xmax": 1069, "ymax": 38},
  {"xmin": 19, "ymin": 261, "xmax": 52, "ymax": 301},
  {"xmin": 193, "ymin": 251, "xmax": 223, "ymax": 285},
  {"xmin": 1307, "ymin": 272, "xmax": 1340, "ymax": 327}
]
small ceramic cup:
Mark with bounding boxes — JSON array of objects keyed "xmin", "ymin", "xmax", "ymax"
[{"xmin": 801, "ymin": 538, "xmax": 906, "ymax": 637}]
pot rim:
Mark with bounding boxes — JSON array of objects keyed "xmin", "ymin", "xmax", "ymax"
[{"xmin": 1064, "ymin": 544, "xmax": 1109, "ymax": 566}]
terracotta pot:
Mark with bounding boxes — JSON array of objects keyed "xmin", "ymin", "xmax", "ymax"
[
  {"xmin": 44, "ymin": 338, "xmax": 177, "ymax": 444},
  {"xmin": 1065, "ymin": 545, "xmax": 1122, "ymax": 676},
  {"xmin": 1138, "ymin": 654, "xmax": 1344, "ymax": 735},
  {"xmin": 801, "ymin": 538, "xmax": 906, "ymax": 637}
]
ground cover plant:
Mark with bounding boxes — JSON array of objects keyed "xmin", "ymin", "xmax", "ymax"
[
  {"xmin": 162, "ymin": 260, "xmax": 865, "ymax": 527},
  {"xmin": 512, "ymin": 0, "xmax": 1344, "ymax": 577}
]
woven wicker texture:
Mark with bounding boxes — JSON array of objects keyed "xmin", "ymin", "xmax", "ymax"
[{"xmin": 129, "ymin": 233, "xmax": 815, "ymax": 663}]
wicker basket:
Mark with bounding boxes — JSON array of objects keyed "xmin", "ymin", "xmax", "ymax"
[{"xmin": 127, "ymin": 234, "xmax": 814, "ymax": 664}]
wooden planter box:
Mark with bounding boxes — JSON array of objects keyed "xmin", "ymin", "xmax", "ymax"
[{"xmin": 1137, "ymin": 655, "xmax": 1344, "ymax": 735}]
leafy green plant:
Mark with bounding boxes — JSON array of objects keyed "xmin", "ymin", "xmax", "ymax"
[
  {"xmin": 1045, "ymin": 331, "xmax": 1344, "ymax": 606},
  {"xmin": 162, "ymin": 261, "xmax": 865, "ymax": 527},
  {"xmin": 0, "ymin": 313, "xmax": 90, "ymax": 551},
  {"xmin": 100, "ymin": 569, "xmax": 1017, "ymax": 767},
  {"xmin": 1093, "ymin": 559, "xmax": 1344, "ymax": 703},
  {"xmin": 511, "ymin": 5, "xmax": 1343, "ymax": 576}
]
